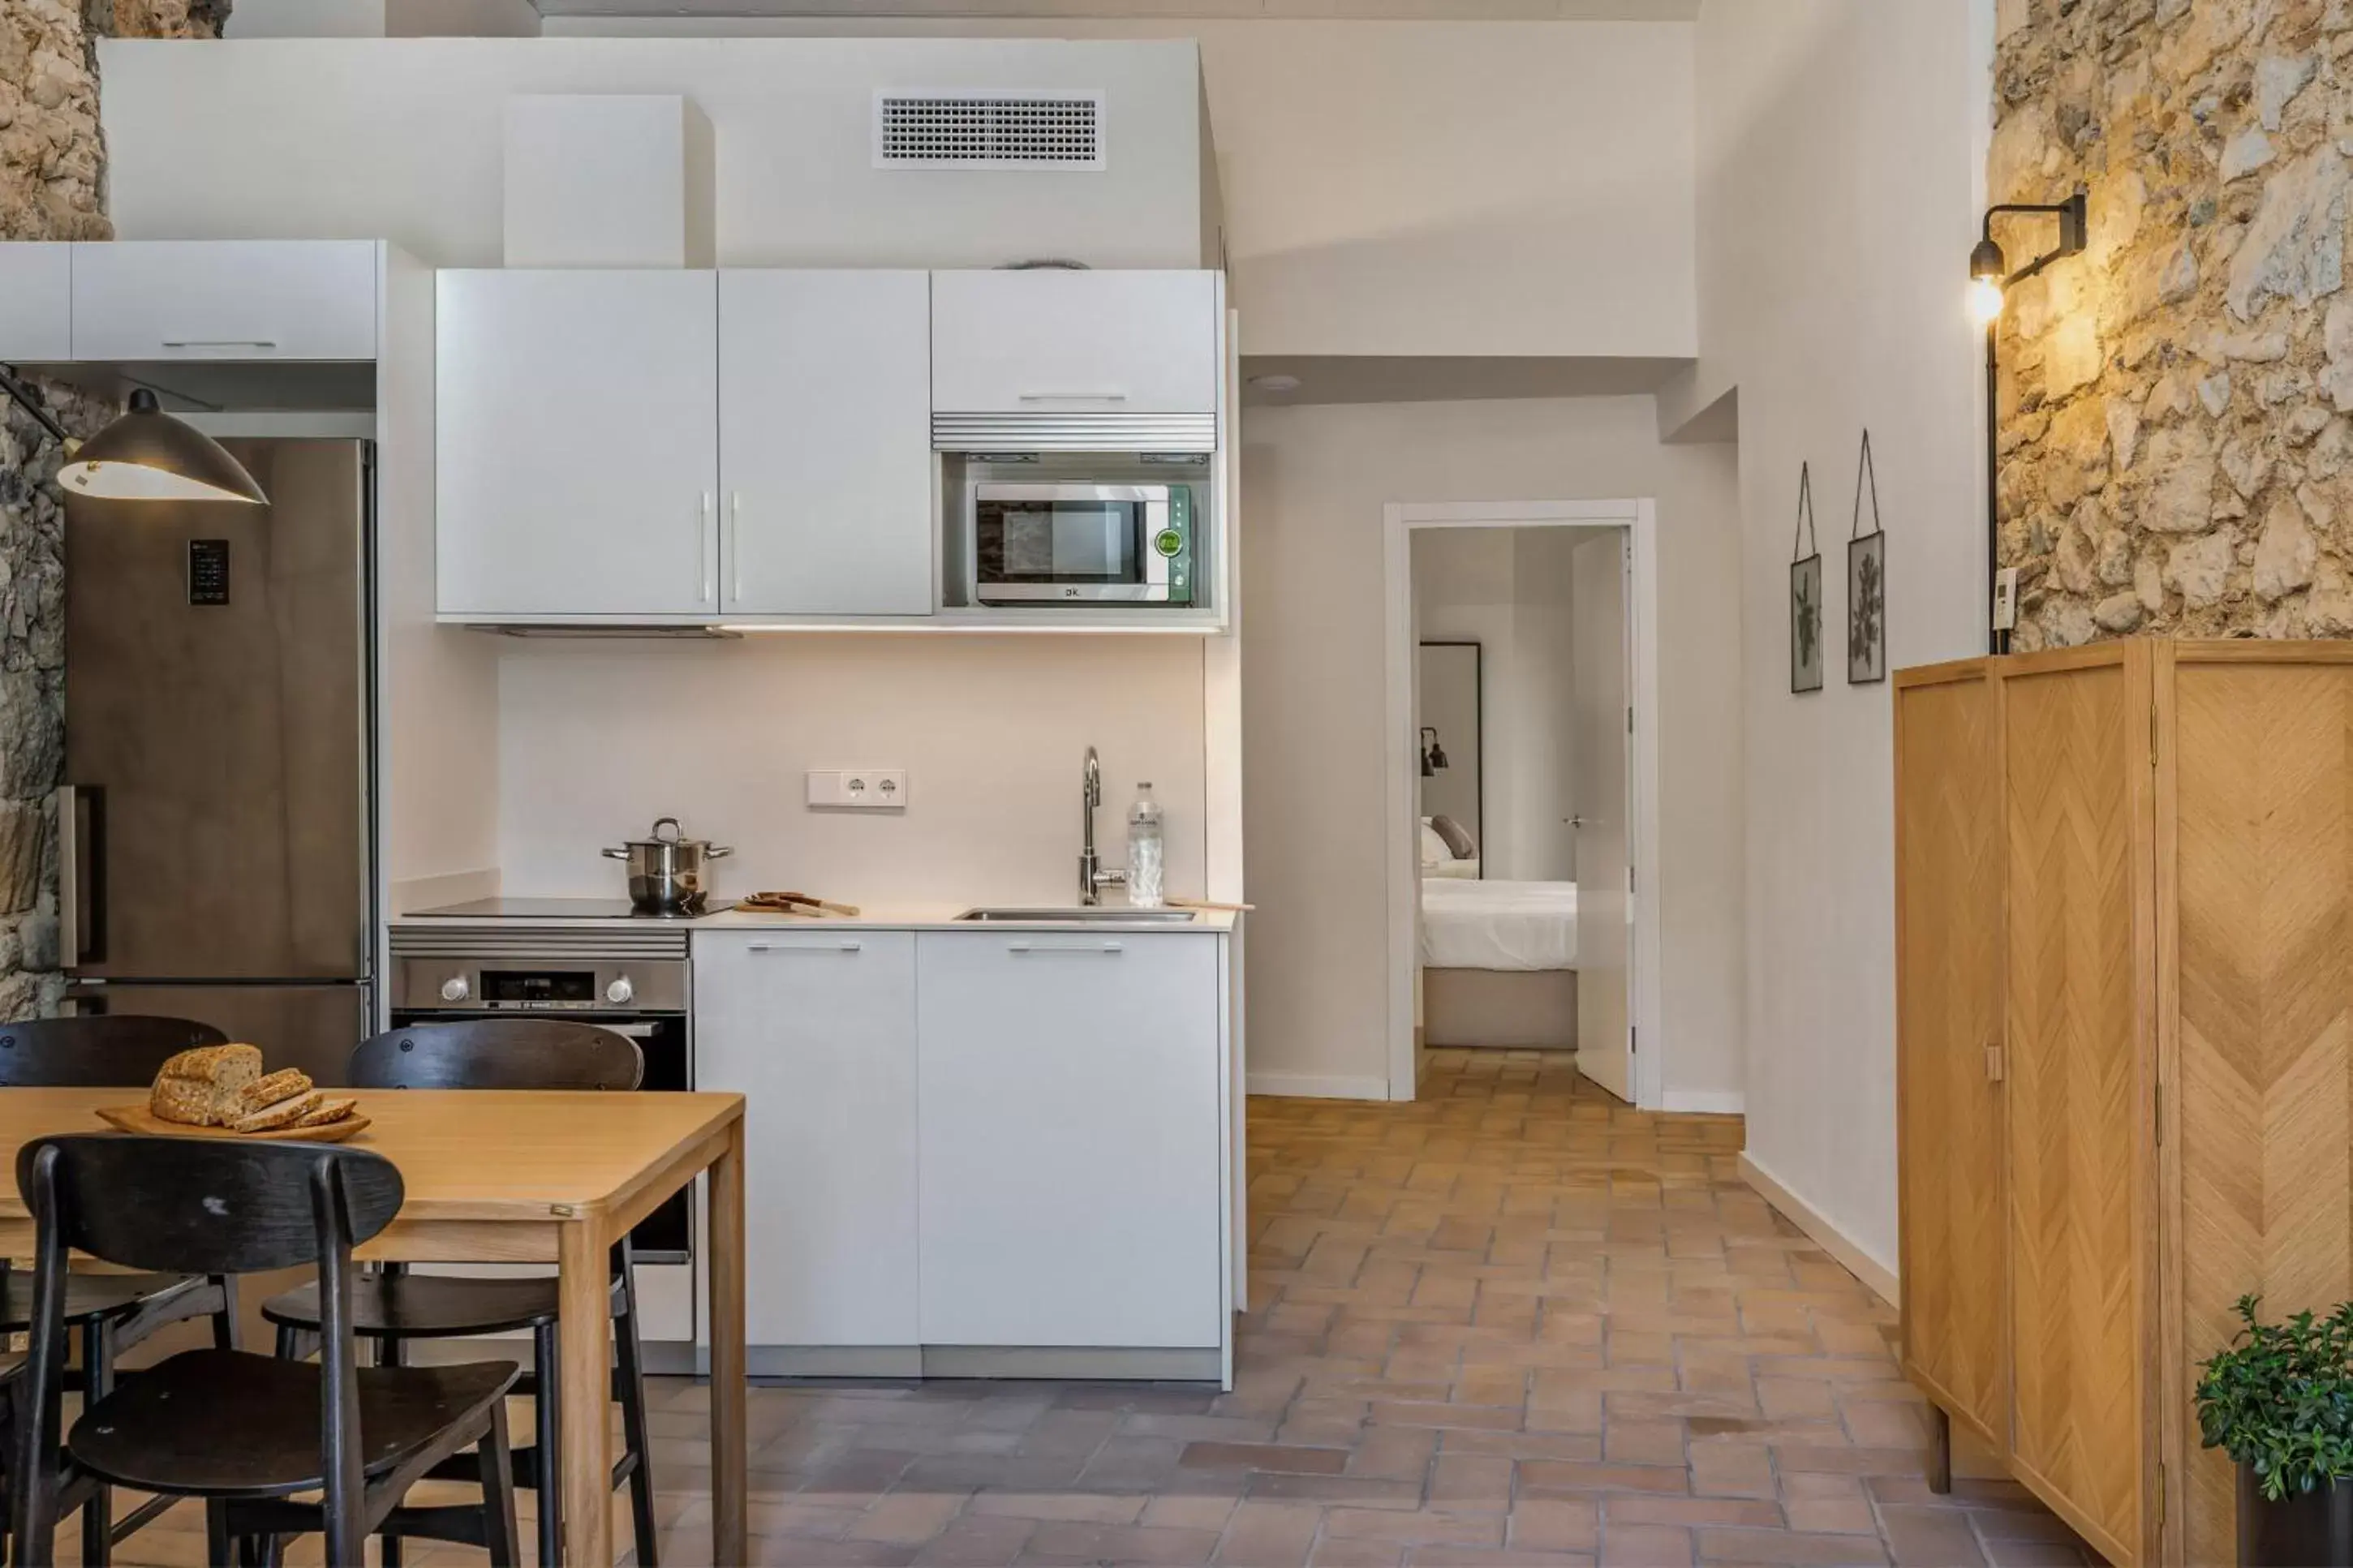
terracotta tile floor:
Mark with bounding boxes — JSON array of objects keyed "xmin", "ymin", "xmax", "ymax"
[{"xmin": 74, "ymin": 1050, "xmax": 2097, "ymax": 1566}]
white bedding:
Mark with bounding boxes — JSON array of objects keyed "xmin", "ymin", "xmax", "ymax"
[{"xmin": 1420, "ymin": 879, "xmax": 1578, "ymax": 971}]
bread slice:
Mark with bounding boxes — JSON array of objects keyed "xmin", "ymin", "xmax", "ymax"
[
  {"xmin": 239, "ymin": 1068, "xmax": 312, "ymax": 1113},
  {"xmin": 289, "ymin": 1097, "xmax": 358, "ymax": 1129},
  {"xmin": 149, "ymin": 1043, "xmax": 265, "ymax": 1127},
  {"xmin": 230, "ymin": 1088, "xmax": 324, "ymax": 1134}
]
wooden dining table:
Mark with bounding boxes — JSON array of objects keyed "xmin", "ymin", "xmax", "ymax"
[{"xmin": 0, "ymin": 1086, "xmax": 749, "ymax": 1568}]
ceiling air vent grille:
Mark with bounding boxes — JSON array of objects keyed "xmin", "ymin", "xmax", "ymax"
[{"xmin": 875, "ymin": 92, "xmax": 1104, "ymax": 170}]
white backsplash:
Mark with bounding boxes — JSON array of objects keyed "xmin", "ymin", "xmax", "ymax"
[{"xmin": 495, "ymin": 634, "xmax": 1208, "ymax": 909}]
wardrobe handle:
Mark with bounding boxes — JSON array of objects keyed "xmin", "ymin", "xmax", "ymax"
[{"xmin": 1985, "ymin": 1044, "xmax": 2006, "ymax": 1084}]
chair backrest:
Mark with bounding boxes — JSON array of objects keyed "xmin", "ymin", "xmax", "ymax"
[
  {"xmin": 350, "ymin": 1018, "xmax": 644, "ymax": 1091},
  {"xmin": 16, "ymin": 1134, "xmax": 402, "ymax": 1278},
  {"xmin": 0, "ymin": 1014, "xmax": 230, "ymax": 1088}
]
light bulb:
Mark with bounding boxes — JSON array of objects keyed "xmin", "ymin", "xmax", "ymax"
[{"xmin": 1969, "ymin": 277, "xmax": 2007, "ymax": 325}]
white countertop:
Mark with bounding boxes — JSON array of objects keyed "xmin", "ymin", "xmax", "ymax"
[{"xmin": 393, "ymin": 901, "xmax": 1237, "ymax": 934}]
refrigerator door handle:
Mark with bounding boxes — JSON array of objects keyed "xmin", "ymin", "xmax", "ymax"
[{"xmin": 55, "ymin": 785, "xmax": 83, "ymax": 969}]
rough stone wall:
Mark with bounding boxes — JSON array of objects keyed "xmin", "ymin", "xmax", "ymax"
[
  {"xmin": 0, "ymin": 0, "xmax": 226, "ymax": 1016},
  {"xmin": 1991, "ymin": 0, "xmax": 2353, "ymax": 647}
]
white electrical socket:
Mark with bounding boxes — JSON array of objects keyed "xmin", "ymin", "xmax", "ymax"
[{"xmin": 807, "ymin": 769, "xmax": 909, "ymax": 810}]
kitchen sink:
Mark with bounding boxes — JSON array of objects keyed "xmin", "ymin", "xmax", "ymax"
[{"xmin": 954, "ymin": 907, "xmax": 1200, "ymax": 924}]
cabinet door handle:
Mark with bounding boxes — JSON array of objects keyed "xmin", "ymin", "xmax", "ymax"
[
  {"xmin": 1985, "ymin": 1044, "xmax": 2006, "ymax": 1084},
  {"xmin": 1006, "ymin": 941, "xmax": 1124, "ymax": 955},
  {"xmin": 699, "ymin": 492, "xmax": 716, "ymax": 604},
  {"xmin": 746, "ymin": 940, "xmax": 862, "ymax": 953},
  {"xmin": 1017, "ymin": 392, "xmax": 1129, "ymax": 403},
  {"xmin": 160, "ymin": 337, "xmax": 277, "ymax": 350},
  {"xmin": 728, "ymin": 492, "xmax": 743, "ymax": 605}
]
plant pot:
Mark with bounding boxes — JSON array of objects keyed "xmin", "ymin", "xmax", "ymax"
[{"xmin": 2239, "ymin": 1465, "xmax": 2353, "ymax": 1566}]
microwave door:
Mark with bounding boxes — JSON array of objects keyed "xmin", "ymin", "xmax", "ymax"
[{"xmin": 974, "ymin": 484, "xmax": 1173, "ymax": 604}]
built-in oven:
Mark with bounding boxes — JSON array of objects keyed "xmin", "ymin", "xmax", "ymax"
[
  {"xmin": 387, "ymin": 933, "xmax": 693, "ymax": 1264},
  {"xmin": 969, "ymin": 480, "xmax": 1197, "ymax": 605}
]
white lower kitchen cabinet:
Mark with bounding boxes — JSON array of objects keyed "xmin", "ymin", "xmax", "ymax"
[
  {"xmin": 914, "ymin": 930, "xmax": 1224, "ymax": 1351},
  {"xmin": 692, "ymin": 930, "xmax": 919, "ymax": 1351}
]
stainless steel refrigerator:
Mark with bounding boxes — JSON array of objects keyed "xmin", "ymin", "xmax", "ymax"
[{"xmin": 61, "ymin": 438, "xmax": 374, "ymax": 1086}]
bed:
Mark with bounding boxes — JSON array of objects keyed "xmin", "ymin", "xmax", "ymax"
[{"xmin": 1419, "ymin": 878, "xmax": 1580, "ymax": 1050}]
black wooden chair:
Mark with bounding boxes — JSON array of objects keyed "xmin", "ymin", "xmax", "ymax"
[
  {"xmin": 0, "ymin": 1014, "xmax": 245, "ymax": 1566},
  {"xmin": 260, "ymin": 1019, "xmax": 659, "ymax": 1568},
  {"xmin": 9, "ymin": 1135, "xmax": 521, "ymax": 1568}
]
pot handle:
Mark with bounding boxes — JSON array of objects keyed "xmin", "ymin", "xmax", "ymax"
[
  {"xmin": 601, "ymin": 847, "xmax": 631, "ymax": 860},
  {"xmin": 707, "ymin": 845, "xmax": 736, "ymax": 859},
  {"xmin": 652, "ymin": 816, "xmax": 684, "ymax": 842}
]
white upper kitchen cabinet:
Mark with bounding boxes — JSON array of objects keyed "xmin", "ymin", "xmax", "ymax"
[
  {"xmin": 0, "ymin": 245, "xmax": 71, "ymax": 362},
  {"xmin": 69, "ymin": 241, "xmax": 377, "ymax": 361},
  {"xmin": 437, "ymin": 270, "xmax": 719, "ymax": 620},
  {"xmin": 931, "ymin": 270, "xmax": 1219, "ymax": 415},
  {"xmin": 916, "ymin": 930, "xmax": 1223, "ymax": 1349},
  {"xmin": 717, "ymin": 271, "xmax": 933, "ymax": 616},
  {"xmin": 694, "ymin": 929, "xmax": 919, "ymax": 1349}
]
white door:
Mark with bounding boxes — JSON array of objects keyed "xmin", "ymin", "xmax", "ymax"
[
  {"xmin": 692, "ymin": 930, "xmax": 919, "ymax": 1347},
  {"xmin": 914, "ymin": 931, "xmax": 1222, "ymax": 1348},
  {"xmin": 931, "ymin": 270, "xmax": 1219, "ymax": 415},
  {"xmin": 1572, "ymin": 531, "xmax": 1633, "ymax": 1101},
  {"xmin": 718, "ymin": 271, "xmax": 935, "ymax": 616},
  {"xmin": 436, "ymin": 270, "xmax": 719, "ymax": 619}
]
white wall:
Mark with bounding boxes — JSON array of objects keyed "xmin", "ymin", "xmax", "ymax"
[
  {"xmin": 529, "ymin": 15, "xmax": 1700, "ymax": 360},
  {"xmin": 1413, "ymin": 526, "xmax": 1589, "ymax": 882},
  {"xmin": 493, "ymin": 636, "xmax": 1207, "ymax": 908},
  {"xmin": 97, "ymin": 37, "xmax": 1210, "ymax": 268},
  {"xmin": 1241, "ymin": 396, "xmax": 1744, "ymax": 1104},
  {"xmin": 1692, "ymin": 0, "xmax": 1994, "ymax": 1276}
]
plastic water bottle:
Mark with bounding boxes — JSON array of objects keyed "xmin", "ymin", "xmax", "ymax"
[{"xmin": 1127, "ymin": 783, "xmax": 1165, "ymax": 909}]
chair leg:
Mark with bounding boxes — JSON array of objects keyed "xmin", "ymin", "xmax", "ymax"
[
  {"xmin": 79, "ymin": 1321, "xmax": 112, "ymax": 1568},
  {"xmin": 532, "ymin": 1322, "xmax": 561, "ymax": 1568},
  {"xmin": 273, "ymin": 1322, "xmax": 296, "ymax": 1362},
  {"xmin": 204, "ymin": 1501, "xmax": 231, "ymax": 1568},
  {"xmin": 374, "ymin": 1331, "xmax": 405, "ymax": 1568},
  {"xmin": 479, "ymin": 1398, "xmax": 521, "ymax": 1568},
  {"xmin": 613, "ymin": 1263, "xmax": 658, "ymax": 1568},
  {"xmin": 209, "ymin": 1275, "xmax": 240, "ymax": 1351}
]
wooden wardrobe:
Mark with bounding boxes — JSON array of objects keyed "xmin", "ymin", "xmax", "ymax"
[{"xmin": 1895, "ymin": 640, "xmax": 2353, "ymax": 1568}]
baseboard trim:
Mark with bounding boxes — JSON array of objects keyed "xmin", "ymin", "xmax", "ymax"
[
  {"xmin": 1663, "ymin": 1089, "xmax": 1745, "ymax": 1115},
  {"xmin": 1739, "ymin": 1151, "xmax": 1898, "ymax": 1304},
  {"xmin": 1245, "ymin": 1072, "xmax": 1391, "ymax": 1101}
]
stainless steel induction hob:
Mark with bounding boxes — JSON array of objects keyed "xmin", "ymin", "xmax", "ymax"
[{"xmin": 407, "ymin": 897, "xmax": 699, "ymax": 921}]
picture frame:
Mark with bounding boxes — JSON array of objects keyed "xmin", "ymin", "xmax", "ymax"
[
  {"xmin": 1847, "ymin": 432, "xmax": 1886, "ymax": 685},
  {"xmin": 1790, "ymin": 462, "xmax": 1824, "ymax": 694}
]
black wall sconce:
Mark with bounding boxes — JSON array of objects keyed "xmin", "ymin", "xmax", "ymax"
[
  {"xmin": 1419, "ymin": 727, "xmax": 1450, "ymax": 777},
  {"xmin": 1971, "ymin": 190, "xmax": 2088, "ymax": 653},
  {"xmin": 0, "ymin": 372, "xmax": 268, "ymax": 505}
]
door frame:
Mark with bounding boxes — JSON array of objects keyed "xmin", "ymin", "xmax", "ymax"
[{"xmin": 1381, "ymin": 499, "xmax": 1663, "ymax": 1107}]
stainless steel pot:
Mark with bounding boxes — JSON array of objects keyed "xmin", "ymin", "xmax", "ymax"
[{"xmin": 602, "ymin": 817, "xmax": 733, "ymax": 915}]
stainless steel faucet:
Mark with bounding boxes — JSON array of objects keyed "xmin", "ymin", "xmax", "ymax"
[{"xmin": 1079, "ymin": 746, "xmax": 1127, "ymax": 906}]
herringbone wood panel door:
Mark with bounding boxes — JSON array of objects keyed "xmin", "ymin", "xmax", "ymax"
[
  {"xmin": 1895, "ymin": 673, "xmax": 2007, "ymax": 1450},
  {"xmin": 2003, "ymin": 664, "xmax": 2143, "ymax": 1566},
  {"xmin": 2175, "ymin": 661, "xmax": 2353, "ymax": 1568}
]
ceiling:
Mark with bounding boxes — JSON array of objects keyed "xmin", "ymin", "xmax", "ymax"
[
  {"xmin": 532, "ymin": 1, "xmax": 1701, "ymax": 19},
  {"xmin": 1237, "ymin": 354, "xmax": 1690, "ymax": 407}
]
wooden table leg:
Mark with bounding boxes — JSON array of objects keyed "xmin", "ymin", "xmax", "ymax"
[
  {"xmin": 1927, "ymin": 1403, "xmax": 1952, "ymax": 1495},
  {"xmin": 559, "ymin": 1216, "xmax": 615, "ymax": 1567},
  {"xmin": 709, "ymin": 1115, "xmax": 748, "ymax": 1567}
]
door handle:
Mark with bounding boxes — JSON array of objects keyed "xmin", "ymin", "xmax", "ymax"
[
  {"xmin": 728, "ymin": 492, "xmax": 743, "ymax": 605},
  {"xmin": 1006, "ymin": 942, "xmax": 1124, "ymax": 955},
  {"xmin": 1565, "ymin": 816, "xmax": 1587, "ymax": 829},
  {"xmin": 746, "ymin": 941, "xmax": 862, "ymax": 953},
  {"xmin": 159, "ymin": 338, "xmax": 278, "ymax": 350},
  {"xmin": 1017, "ymin": 392, "xmax": 1129, "ymax": 403},
  {"xmin": 699, "ymin": 492, "xmax": 716, "ymax": 604},
  {"xmin": 55, "ymin": 785, "xmax": 80, "ymax": 969},
  {"xmin": 1985, "ymin": 1044, "xmax": 2006, "ymax": 1084}
]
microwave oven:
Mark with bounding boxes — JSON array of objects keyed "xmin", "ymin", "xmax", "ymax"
[{"xmin": 969, "ymin": 482, "xmax": 1195, "ymax": 606}]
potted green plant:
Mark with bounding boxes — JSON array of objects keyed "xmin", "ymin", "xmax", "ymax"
[{"xmin": 2198, "ymin": 1295, "xmax": 2353, "ymax": 1566}]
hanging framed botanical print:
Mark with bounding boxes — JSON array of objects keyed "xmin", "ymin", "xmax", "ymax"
[
  {"xmin": 1847, "ymin": 431, "xmax": 1886, "ymax": 685},
  {"xmin": 1790, "ymin": 462, "xmax": 1823, "ymax": 694}
]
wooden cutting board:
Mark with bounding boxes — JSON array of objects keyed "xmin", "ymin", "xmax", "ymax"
[{"xmin": 95, "ymin": 1104, "xmax": 372, "ymax": 1145}]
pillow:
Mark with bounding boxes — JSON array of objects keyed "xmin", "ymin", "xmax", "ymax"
[
  {"xmin": 1419, "ymin": 819, "xmax": 1450, "ymax": 867},
  {"xmin": 1428, "ymin": 814, "xmax": 1478, "ymax": 860}
]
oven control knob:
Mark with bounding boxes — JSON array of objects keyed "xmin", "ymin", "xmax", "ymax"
[
  {"xmin": 605, "ymin": 977, "xmax": 635, "ymax": 1006},
  {"xmin": 439, "ymin": 976, "xmax": 471, "ymax": 1003}
]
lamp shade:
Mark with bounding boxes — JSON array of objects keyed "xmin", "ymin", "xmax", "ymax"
[
  {"xmin": 1969, "ymin": 237, "xmax": 2008, "ymax": 281},
  {"xmin": 58, "ymin": 389, "xmax": 267, "ymax": 505}
]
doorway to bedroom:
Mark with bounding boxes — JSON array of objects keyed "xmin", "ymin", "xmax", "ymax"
[{"xmin": 1383, "ymin": 500, "xmax": 1657, "ymax": 1109}]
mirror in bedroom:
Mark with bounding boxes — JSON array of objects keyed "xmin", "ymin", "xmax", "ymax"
[{"xmin": 1417, "ymin": 639, "xmax": 1484, "ymax": 877}]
